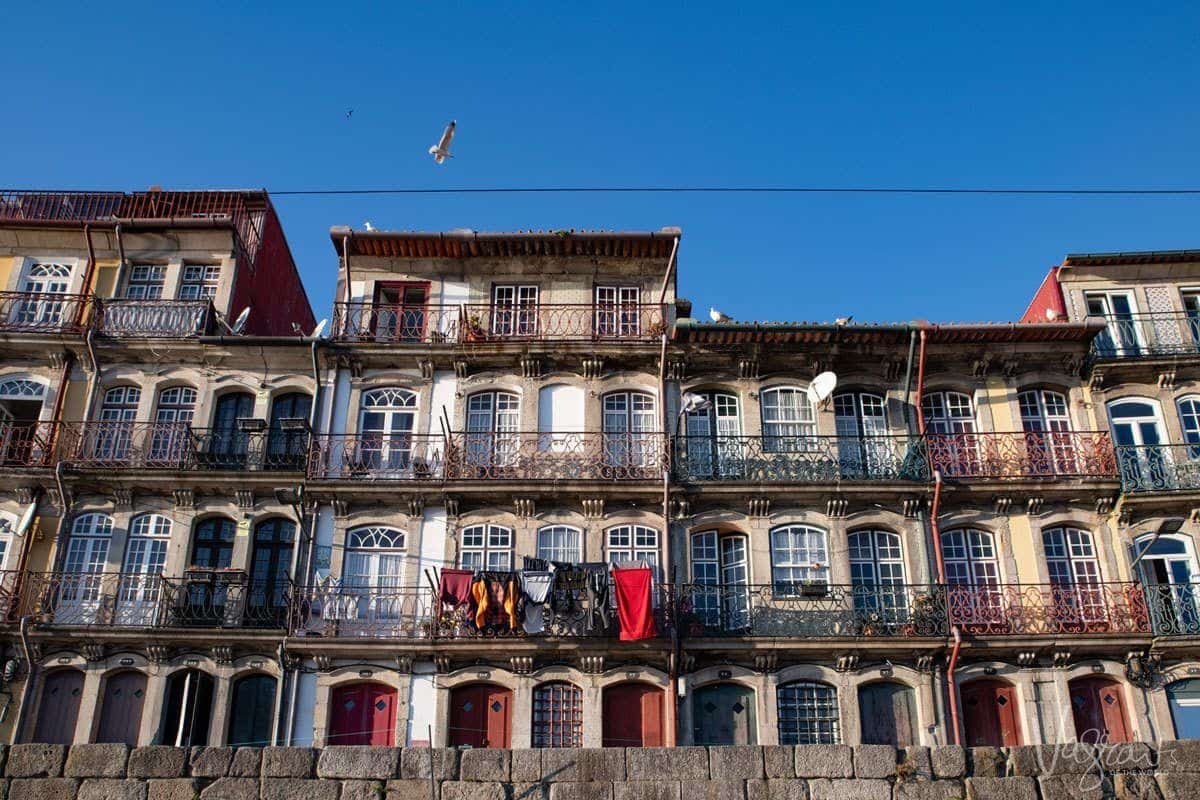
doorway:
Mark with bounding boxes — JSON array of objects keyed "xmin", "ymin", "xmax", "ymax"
[
  {"xmin": 602, "ymin": 683, "xmax": 664, "ymax": 747},
  {"xmin": 329, "ymin": 682, "xmax": 396, "ymax": 746},
  {"xmin": 32, "ymin": 669, "xmax": 83, "ymax": 744},
  {"xmin": 96, "ymin": 671, "xmax": 147, "ymax": 745},
  {"xmin": 858, "ymin": 681, "xmax": 918, "ymax": 747},
  {"xmin": 692, "ymin": 683, "xmax": 756, "ymax": 745},
  {"xmin": 447, "ymin": 683, "xmax": 512, "ymax": 748},
  {"xmin": 161, "ymin": 669, "xmax": 215, "ymax": 746},
  {"xmin": 1069, "ymin": 677, "xmax": 1132, "ymax": 744},
  {"xmin": 961, "ymin": 679, "xmax": 1022, "ymax": 747}
]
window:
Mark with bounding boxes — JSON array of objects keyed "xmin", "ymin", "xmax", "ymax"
[
  {"xmin": 603, "ymin": 391, "xmax": 657, "ymax": 469},
  {"xmin": 149, "ymin": 386, "xmax": 198, "ymax": 462},
  {"xmin": 465, "ymin": 391, "xmax": 519, "ymax": 468},
  {"xmin": 191, "ymin": 518, "xmax": 235, "ymax": 569},
  {"xmin": 124, "ymin": 265, "xmax": 166, "ymax": 300},
  {"xmin": 777, "ymin": 681, "xmax": 840, "ymax": 744},
  {"xmin": 834, "ymin": 392, "xmax": 889, "ymax": 477},
  {"xmin": 359, "ymin": 388, "xmax": 417, "ymax": 471},
  {"xmin": 922, "ymin": 391, "xmax": 975, "ymax": 434},
  {"xmin": 180, "ymin": 265, "xmax": 220, "ymax": 300},
  {"xmin": 59, "ymin": 514, "xmax": 113, "ymax": 623},
  {"xmin": 1180, "ymin": 397, "xmax": 1200, "ymax": 460},
  {"xmin": 1019, "ymin": 388, "xmax": 1076, "ymax": 473},
  {"xmin": 769, "ymin": 525, "xmax": 829, "ymax": 593},
  {"xmin": 15, "ymin": 263, "xmax": 71, "ymax": 327},
  {"xmin": 1108, "ymin": 399, "xmax": 1168, "ymax": 489},
  {"xmin": 1043, "ymin": 528, "xmax": 1100, "ymax": 585},
  {"xmin": 537, "ymin": 525, "xmax": 582, "ymax": 564},
  {"xmin": 942, "ymin": 529, "xmax": 999, "ymax": 586},
  {"xmin": 606, "ymin": 525, "xmax": 659, "ymax": 574},
  {"xmin": 690, "ymin": 530, "xmax": 749, "ymax": 630},
  {"xmin": 344, "ymin": 527, "xmax": 407, "ymax": 596},
  {"xmin": 0, "ymin": 379, "xmax": 45, "ymax": 399},
  {"xmin": 99, "ymin": 386, "xmax": 141, "ymax": 421},
  {"xmin": 491, "ymin": 285, "xmax": 538, "ymax": 336},
  {"xmin": 459, "ymin": 524, "xmax": 513, "ymax": 571},
  {"xmin": 266, "ymin": 393, "xmax": 312, "ymax": 468},
  {"xmin": 594, "ymin": 286, "xmax": 640, "ymax": 337},
  {"xmin": 162, "ymin": 669, "xmax": 215, "ymax": 746},
  {"xmin": 250, "ymin": 518, "xmax": 295, "ymax": 615},
  {"xmin": 117, "ymin": 514, "xmax": 170, "ymax": 625},
  {"xmin": 228, "ymin": 674, "xmax": 276, "ymax": 747},
  {"xmin": 850, "ymin": 530, "xmax": 908, "ymax": 628},
  {"xmin": 760, "ymin": 387, "xmax": 816, "ymax": 452},
  {"xmin": 682, "ymin": 392, "xmax": 741, "ymax": 478},
  {"xmin": 1086, "ymin": 291, "xmax": 1140, "ymax": 356},
  {"xmin": 532, "ymin": 682, "xmax": 583, "ymax": 748}
]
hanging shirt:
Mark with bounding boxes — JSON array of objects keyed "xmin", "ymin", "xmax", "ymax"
[
  {"xmin": 439, "ymin": 568, "xmax": 473, "ymax": 609},
  {"xmin": 521, "ymin": 571, "xmax": 554, "ymax": 633},
  {"xmin": 471, "ymin": 577, "xmax": 489, "ymax": 628},
  {"xmin": 586, "ymin": 566, "xmax": 612, "ymax": 633},
  {"xmin": 613, "ymin": 566, "xmax": 657, "ymax": 641}
]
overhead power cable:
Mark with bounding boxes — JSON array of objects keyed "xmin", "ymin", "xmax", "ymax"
[{"xmin": 269, "ymin": 186, "xmax": 1200, "ymax": 197}]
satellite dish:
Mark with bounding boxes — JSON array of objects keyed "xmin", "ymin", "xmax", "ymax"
[
  {"xmin": 15, "ymin": 500, "xmax": 37, "ymax": 537},
  {"xmin": 231, "ymin": 306, "xmax": 251, "ymax": 334},
  {"xmin": 807, "ymin": 371, "xmax": 838, "ymax": 405},
  {"xmin": 311, "ymin": 318, "xmax": 328, "ymax": 339}
]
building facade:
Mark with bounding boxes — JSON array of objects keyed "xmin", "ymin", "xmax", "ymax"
[{"xmin": 0, "ymin": 193, "xmax": 1198, "ymax": 751}]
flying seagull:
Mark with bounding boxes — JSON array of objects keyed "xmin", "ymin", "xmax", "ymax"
[
  {"xmin": 429, "ymin": 120, "xmax": 456, "ymax": 164},
  {"xmin": 709, "ymin": 307, "xmax": 733, "ymax": 323},
  {"xmin": 346, "ymin": 109, "xmax": 353, "ymax": 119}
]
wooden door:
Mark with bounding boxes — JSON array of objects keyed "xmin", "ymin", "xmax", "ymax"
[
  {"xmin": 962, "ymin": 680, "xmax": 1022, "ymax": 747},
  {"xmin": 1070, "ymin": 677, "xmax": 1132, "ymax": 744},
  {"xmin": 32, "ymin": 669, "xmax": 83, "ymax": 744},
  {"xmin": 448, "ymin": 684, "xmax": 512, "ymax": 748},
  {"xmin": 329, "ymin": 683, "xmax": 396, "ymax": 746},
  {"xmin": 693, "ymin": 683, "xmax": 756, "ymax": 745},
  {"xmin": 602, "ymin": 683, "xmax": 664, "ymax": 747},
  {"xmin": 96, "ymin": 671, "xmax": 147, "ymax": 745},
  {"xmin": 859, "ymin": 682, "xmax": 917, "ymax": 747}
]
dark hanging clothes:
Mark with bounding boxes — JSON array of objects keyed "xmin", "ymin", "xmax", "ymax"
[
  {"xmin": 523, "ymin": 556, "xmax": 550, "ymax": 571},
  {"xmin": 439, "ymin": 568, "xmax": 473, "ymax": 609},
  {"xmin": 521, "ymin": 571, "xmax": 554, "ymax": 634},
  {"xmin": 472, "ymin": 571, "xmax": 518, "ymax": 630},
  {"xmin": 613, "ymin": 566, "xmax": 657, "ymax": 641},
  {"xmin": 586, "ymin": 566, "xmax": 611, "ymax": 633}
]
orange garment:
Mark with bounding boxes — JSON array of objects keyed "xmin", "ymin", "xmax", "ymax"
[
  {"xmin": 471, "ymin": 578, "xmax": 489, "ymax": 628},
  {"xmin": 505, "ymin": 577, "xmax": 519, "ymax": 630}
]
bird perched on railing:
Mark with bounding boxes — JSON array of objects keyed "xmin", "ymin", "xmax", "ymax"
[{"xmin": 709, "ymin": 307, "xmax": 733, "ymax": 323}]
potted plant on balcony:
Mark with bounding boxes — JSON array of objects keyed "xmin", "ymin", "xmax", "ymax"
[{"xmin": 463, "ymin": 314, "xmax": 486, "ymax": 342}]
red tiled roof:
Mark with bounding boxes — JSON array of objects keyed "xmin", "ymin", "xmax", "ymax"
[{"xmin": 331, "ymin": 227, "xmax": 680, "ymax": 259}]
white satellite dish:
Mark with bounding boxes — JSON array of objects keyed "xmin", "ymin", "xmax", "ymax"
[
  {"xmin": 311, "ymin": 318, "xmax": 328, "ymax": 339},
  {"xmin": 15, "ymin": 500, "xmax": 37, "ymax": 537},
  {"xmin": 807, "ymin": 371, "xmax": 838, "ymax": 406},
  {"xmin": 231, "ymin": 306, "xmax": 251, "ymax": 334}
]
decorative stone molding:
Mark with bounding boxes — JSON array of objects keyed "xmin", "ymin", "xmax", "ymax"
[
  {"xmin": 808, "ymin": 359, "xmax": 829, "ymax": 377},
  {"xmin": 15, "ymin": 487, "xmax": 36, "ymax": 505},
  {"xmin": 46, "ymin": 487, "xmax": 65, "ymax": 513},
  {"xmin": 434, "ymin": 655, "xmax": 452, "ymax": 673},
  {"xmin": 514, "ymin": 497, "xmax": 536, "ymax": 518},
  {"xmin": 1191, "ymin": 508, "xmax": 1200, "ymax": 525},
  {"xmin": 407, "ymin": 496, "xmax": 425, "ymax": 519},
  {"xmin": 582, "ymin": 498, "xmax": 605, "ymax": 519},
  {"xmin": 82, "ymin": 643, "xmax": 106, "ymax": 663},
  {"xmin": 884, "ymin": 358, "xmax": 905, "ymax": 382},
  {"xmin": 1061, "ymin": 354, "xmax": 1085, "ymax": 376},
  {"xmin": 748, "ymin": 497, "xmax": 770, "ymax": 518},
  {"xmin": 444, "ymin": 496, "xmax": 460, "ymax": 519},
  {"xmin": 737, "ymin": 357, "xmax": 759, "ymax": 380},
  {"xmin": 671, "ymin": 496, "xmax": 691, "ymax": 520},
  {"xmin": 174, "ymin": 489, "xmax": 196, "ymax": 510},
  {"xmin": 1026, "ymin": 497, "xmax": 1044, "ymax": 516},
  {"xmin": 1159, "ymin": 370, "xmax": 1177, "ymax": 389},
  {"xmin": 1095, "ymin": 496, "xmax": 1115, "ymax": 516},
  {"xmin": 314, "ymin": 655, "xmax": 333, "ymax": 672},
  {"xmin": 453, "ymin": 360, "xmax": 469, "ymax": 379},
  {"xmin": 1052, "ymin": 650, "xmax": 1072, "ymax": 669},
  {"xmin": 826, "ymin": 498, "xmax": 848, "ymax": 518},
  {"xmin": 346, "ymin": 358, "xmax": 364, "ymax": 381},
  {"xmin": 754, "ymin": 653, "xmax": 777, "ymax": 673},
  {"xmin": 902, "ymin": 498, "xmax": 923, "ymax": 519},
  {"xmin": 582, "ymin": 357, "xmax": 605, "ymax": 380},
  {"xmin": 332, "ymin": 498, "xmax": 351, "ymax": 519},
  {"xmin": 1118, "ymin": 504, "xmax": 1134, "ymax": 527},
  {"xmin": 580, "ymin": 656, "xmax": 605, "ymax": 674},
  {"xmin": 212, "ymin": 646, "xmax": 234, "ymax": 665},
  {"xmin": 1088, "ymin": 369, "xmax": 1105, "ymax": 391},
  {"xmin": 835, "ymin": 654, "xmax": 860, "ymax": 672},
  {"xmin": 1001, "ymin": 358, "xmax": 1020, "ymax": 379},
  {"xmin": 666, "ymin": 360, "xmax": 688, "ymax": 381},
  {"xmin": 395, "ymin": 655, "xmax": 413, "ymax": 674},
  {"xmin": 236, "ymin": 490, "xmax": 255, "ymax": 510},
  {"xmin": 993, "ymin": 497, "xmax": 1012, "ymax": 515},
  {"xmin": 510, "ymin": 656, "xmax": 533, "ymax": 675},
  {"xmin": 112, "ymin": 488, "xmax": 133, "ymax": 511},
  {"xmin": 419, "ymin": 359, "xmax": 434, "ymax": 380},
  {"xmin": 520, "ymin": 356, "xmax": 541, "ymax": 379},
  {"xmin": 1016, "ymin": 651, "xmax": 1038, "ymax": 668},
  {"xmin": 146, "ymin": 645, "xmax": 172, "ymax": 664},
  {"xmin": 915, "ymin": 654, "xmax": 938, "ymax": 673},
  {"xmin": 971, "ymin": 355, "xmax": 993, "ymax": 378}
]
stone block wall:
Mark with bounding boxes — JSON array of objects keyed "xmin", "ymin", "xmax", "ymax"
[{"xmin": 1, "ymin": 742, "xmax": 1197, "ymax": 800}]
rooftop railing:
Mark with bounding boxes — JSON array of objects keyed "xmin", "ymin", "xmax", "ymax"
[
  {"xmin": 673, "ymin": 435, "xmax": 928, "ymax": 483},
  {"xmin": 331, "ymin": 302, "xmax": 667, "ymax": 344},
  {"xmin": 1091, "ymin": 312, "xmax": 1200, "ymax": 359},
  {"xmin": 1116, "ymin": 444, "xmax": 1200, "ymax": 493},
  {"xmin": 57, "ymin": 422, "xmax": 308, "ymax": 472},
  {"xmin": 0, "ymin": 292, "xmax": 92, "ymax": 334},
  {"xmin": 925, "ymin": 431, "xmax": 1117, "ymax": 480},
  {"xmin": 95, "ymin": 299, "xmax": 214, "ymax": 338}
]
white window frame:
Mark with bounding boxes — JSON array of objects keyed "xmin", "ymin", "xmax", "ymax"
[
  {"xmin": 124, "ymin": 265, "xmax": 167, "ymax": 300},
  {"xmin": 605, "ymin": 525, "xmax": 659, "ymax": 576},
  {"xmin": 179, "ymin": 264, "xmax": 221, "ymax": 301},
  {"xmin": 760, "ymin": 386, "xmax": 816, "ymax": 452},
  {"xmin": 769, "ymin": 525, "xmax": 829, "ymax": 593},
  {"xmin": 459, "ymin": 524, "xmax": 514, "ymax": 571},
  {"xmin": 537, "ymin": 525, "xmax": 582, "ymax": 564}
]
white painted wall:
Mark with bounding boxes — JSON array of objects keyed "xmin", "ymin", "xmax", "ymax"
[
  {"xmin": 430, "ymin": 370, "xmax": 458, "ymax": 433},
  {"xmin": 407, "ymin": 665, "xmax": 437, "ymax": 746},
  {"xmin": 291, "ymin": 672, "xmax": 318, "ymax": 746}
]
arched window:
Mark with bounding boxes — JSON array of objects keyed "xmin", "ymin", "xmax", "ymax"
[
  {"xmin": 162, "ymin": 669, "xmax": 215, "ymax": 746},
  {"xmin": 834, "ymin": 391, "xmax": 891, "ymax": 478},
  {"xmin": 1019, "ymin": 389, "xmax": 1076, "ymax": 474},
  {"xmin": 16, "ymin": 263, "xmax": 71, "ymax": 327},
  {"xmin": 1043, "ymin": 527, "xmax": 1100, "ymax": 585},
  {"xmin": 681, "ymin": 392, "xmax": 741, "ymax": 478},
  {"xmin": 691, "ymin": 530, "xmax": 749, "ymax": 630},
  {"xmin": 922, "ymin": 391, "xmax": 975, "ymax": 434},
  {"xmin": 760, "ymin": 387, "xmax": 815, "ymax": 452},
  {"xmin": 191, "ymin": 517, "xmax": 235, "ymax": 570},
  {"xmin": 359, "ymin": 388, "xmax": 417, "ymax": 471},
  {"xmin": 606, "ymin": 525, "xmax": 659, "ymax": 575},
  {"xmin": 1168, "ymin": 679, "xmax": 1200, "ymax": 739},
  {"xmin": 1019, "ymin": 389, "xmax": 1070, "ymax": 432},
  {"xmin": 459, "ymin": 524, "xmax": 513, "ymax": 571},
  {"xmin": 155, "ymin": 387, "xmax": 197, "ymax": 425},
  {"xmin": 149, "ymin": 386, "xmax": 198, "ymax": 462},
  {"xmin": 777, "ymin": 681, "xmax": 839, "ymax": 744},
  {"xmin": 1179, "ymin": 396, "xmax": 1200, "ymax": 461},
  {"xmin": 769, "ymin": 525, "xmax": 829, "ymax": 595},
  {"xmin": 603, "ymin": 391, "xmax": 657, "ymax": 469},
  {"xmin": 249, "ymin": 518, "xmax": 295, "ymax": 621},
  {"xmin": 210, "ymin": 391, "xmax": 255, "ymax": 463},
  {"xmin": 537, "ymin": 525, "xmax": 582, "ymax": 564},
  {"xmin": 0, "ymin": 379, "xmax": 45, "ymax": 399},
  {"xmin": 1133, "ymin": 533, "xmax": 1200, "ymax": 635},
  {"xmin": 0, "ymin": 378, "xmax": 47, "ymax": 465},
  {"xmin": 532, "ymin": 681, "xmax": 583, "ymax": 748},
  {"xmin": 848, "ymin": 530, "xmax": 908, "ymax": 629},
  {"xmin": 228, "ymin": 674, "xmax": 277, "ymax": 747},
  {"xmin": 57, "ymin": 513, "xmax": 114, "ymax": 624},
  {"xmin": 99, "ymin": 386, "xmax": 140, "ymax": 421},
  {"xmin": 1108, "ymin": 399, "xmax": 1168, "ymax": 490},
  {"xmin": 344, "ymin": 526, "xmax": 407, "ymax": 591},
  {"xmin": 267, "ymin": 392, "xmax": 312, "ymax": 468},
  {"xmin": 942, "ymin": 529, "xmax": 999, "ymax": 588},
  {"xmin": 466, "ymin": 391, "xmax": 519, "ymax": 468},
  {"xmin": 0, "ymin": 512, "xmax": 16, "ymax": 571},
  {"xmin": 118, "ymin": 514, "xmax": 171, "ymax": 625},
  {"xmin": 64, "ymin": 513, "xmax": 113, "ymax": 573}
]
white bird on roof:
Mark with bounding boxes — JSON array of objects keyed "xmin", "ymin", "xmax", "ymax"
[
  {"xmin": 364, "ymin": 221, "xmax": 375, "ymax": 231},
  {"xmin": 709, "ymin": 307, "xmax": 733, "ymax": 323},
  {"xmin": 429, "ymin": 120, "xmax": 456, "ymax": 164},
  {"xmin": 835, "ymin": 316, "xmax": 853, "ymax": 326}
]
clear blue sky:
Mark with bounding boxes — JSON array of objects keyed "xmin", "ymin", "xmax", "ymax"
[{"xmin": 5, "ymin": 2, "xmax": 1199, "ymax": 324}]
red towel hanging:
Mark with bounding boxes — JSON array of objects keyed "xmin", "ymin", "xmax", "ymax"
[{"xmin": 613, "ymin": 567, "xmax": 657, "ymax": 641}]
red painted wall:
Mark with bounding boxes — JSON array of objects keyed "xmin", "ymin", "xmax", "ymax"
[
  {"xmin": 1019, "ymin": 266, "xmax": 1066, "ymax": 323},
  {"xmin": 228, "ymin": 200, "xmax": 317, "ymax": 336}
]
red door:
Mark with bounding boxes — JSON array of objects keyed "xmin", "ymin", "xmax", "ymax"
[
  {"xmin": 1070, "ymin": 677, "xmax": 1132, "ymax": 744},
  {"xmin": 96, "ymin": 671, "xmax": 147, "ymax": 745},
  {"xmin": 329, "ymin": 683, "xmax": 396, "ymax": 746},
  {"xmin": 602, "ymin": 683, "xmax": 664, "ymax": 747},
  {"xmin": 448, "ymin": 684, "xmax": 512, "ymax": 748},
  {"xmin": 32, "ymin": 669, "xmax": 84, "ymax": 744},
  {"xmin": 961, "ymin": 679, "xmax": 1023, "ymax": 747}
]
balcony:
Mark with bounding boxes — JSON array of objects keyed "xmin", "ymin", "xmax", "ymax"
[
  {"xmin": 0, "ymin": 421, "xmax": 58, "ymax": 468},
  {"xmin": 307, "ymin": 434, "xmax": 446, "ymax": 480},
  {"xmin": 945, "ymin": 582, "xmax": 1149, "ymax": 635},
  {"xmin": 0, "ymin": 292, "xmax": 92, "ymax": 334},
  {"xmin": 1143, "ymin": 583, "xmax": 1200, "ymax": 636},
  {"xmin": 444, "ymin": 432, "xmax": 667, "ymax": 481},
  {"xmin": 18, "ymin": 571, "xmax": 290, "ymax": 630},
  {"xmin": 331, "ymin": 302, "xmax": 666, "ymax": 344},
  {"xmin": 57, "ymin": 422, "xmax": 309, "ymax": 472},
  {"xmin": 925, "ymin": 431, "xmax": 1117, "ymax": 480},
  {"xmin": 292, "ymin": 581, "xmax": 672, "ymax": 639},
  {"xmin": 673, "ymin": 435, "xmax": 928, "ymax": 483},
  {"xmin": 95, "ymin": 299, "xmax": 214, "ymax": 338},
  {"xmin": 1091, "ymin": 312, "xmax": 1200, "ymax": 359},
  {"xmin": 1116, "ymin": 445, "xmax": 1200, "ymax": 493},
  {"xmin": 676, "ymin": 583, "xmax": 947, "ymax": 638}
]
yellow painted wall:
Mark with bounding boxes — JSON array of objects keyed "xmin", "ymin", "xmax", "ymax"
[
  {"xmin": 92, "ymin": 259, "xmax": 119, "ymax": 298},
  {"xmin": 0, "ymin": 256, "xmax": 14, "ymax": 291},
  {"xmin": 1006, "ymin": 514, "xmax": 1039, "ymax": 584},
  {"xmin": 984, "ymin": 378, "xmax": 1016, "ymax": 431},
  {"xmin": 24, "ymin": 513, "xmax": 61, "ymax": 574},
  {"xmin": 58, "ymin": 378, "xmax": 89, "ymax": 423}
]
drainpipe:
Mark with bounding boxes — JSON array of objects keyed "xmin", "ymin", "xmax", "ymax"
[
  {"xmin": 915, "ymin": 329, "xmax": 929, "ymax": 433},
  {"xmin": 81, "ymin": 328, "xmax": 101, "ymax": 423},
  {"xmin": 113, "ymin": 223, "xmax": 127, "ymax": 292},
  {"xmin": 74, "ymin": 225, "xmax": 97, "ymax": 330},
  {"xmin": 946, "ymin": 625, "xmax": 963, "ymax": 747},
  {"xmin": 11, "ymin": 616, "xmax": 36, "ymax": 743},
  {"xmin": 341, "ymin": 235, "xmax": 353, "ymax": 305},
  {"xmin": 656, "ymin": 234, "xmax": 680, "ymax": 745},
  {"xmin": 930, "ymin": 469, "xmax": 964, "ymax": 746},
  {"xmin": 902, "ymin": 328, "xmax": 918, "ymax": 425},
  {"xmin": 272, "ymin": 642, "xmax": 288, "ymax": 746}
]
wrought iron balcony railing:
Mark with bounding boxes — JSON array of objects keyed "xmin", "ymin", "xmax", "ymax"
[
  {"xmin": 1143, "ymin": 583, "xmax": 1200, "ymax": 636},
  {"xmin": 0, "ymin": 292, "xmax": 92, "ymax": 334},
  {"xmin": 925, "ymin": 431, "xmax": 1117, "ymax": 480},
  {"xmin": 331, "ymin": 302, "xmax": 667, "ymax": 344},
  {"xmin": 1091, "ymin": 312, "xmax": 1200, "ymax": 359},
  {"xmin": 292, "ymin": 580, "xmax": 672, "ymax": 639},
  {"xmin": 676, "ymin": 583, "xmax": 948, "ymax": 638},
  {"xmin": 18, "ymin": 571, "xmax": 290, "ymax": 630},
  {"xmin": 673, "ymin": 435, "xmax": 928, "ymax": 483},
  {"xmin": 307, "ymin": 434, "xmax": 446, "ymax": 480},
  {"xmin": 1116, "ymin": 444, "xmax": 1200, "ymax": 493},
  {"xmin": 0, "ymin": 421, "xmax": 58, "ymax": 468},
  {"xmin": 0, "ymin": 571, "xmax": 20, "ymax": 623},
  {"xmin": 57, "ymin": 422, "xmax": 309, "ymax": 472},
  {"xmin": 95, "ymin": 299, "xmax": 214, "ymax": 338},
  {"xmin": 444, "ymin": 432, "xmax": 667, "ymax": 481},
  {"xmin": 945, "ymin": 582, "xmax": 1150, "ymax": 635}
]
